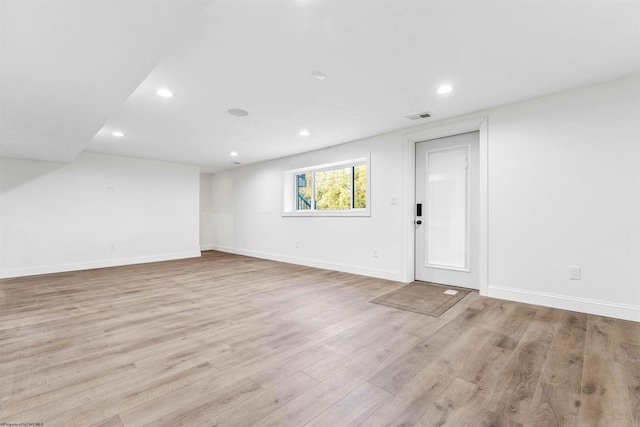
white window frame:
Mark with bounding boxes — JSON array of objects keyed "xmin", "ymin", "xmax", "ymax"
[{"xmin": 283, "ymin": 155, "xmax": 370, "ymax": 217}]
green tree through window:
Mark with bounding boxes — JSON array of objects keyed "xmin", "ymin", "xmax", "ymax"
[
  {"xmin": 315, "ymin": 168, "xmax": 351, "ymax": 210},
  {"xmin": 296, "ymin": 164, "xmax": 367, "ymax": 211},
  {"xmin": 354, "ymin": 164, "xmax": 366, "ymax": 209}
]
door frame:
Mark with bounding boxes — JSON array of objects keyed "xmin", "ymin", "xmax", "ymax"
[{"xmin": 402, "ymin": 116, "xmax": 488, "ymax": 296}]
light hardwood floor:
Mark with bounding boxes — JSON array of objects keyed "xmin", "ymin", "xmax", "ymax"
[{"xmin": 1, "ymin": 251, "xmax": 638, "ymax": 426}]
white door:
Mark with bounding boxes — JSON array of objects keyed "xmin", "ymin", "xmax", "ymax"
[{"xmin": 415, "ymin": 132, "xmax": 479, "ymax": 289}]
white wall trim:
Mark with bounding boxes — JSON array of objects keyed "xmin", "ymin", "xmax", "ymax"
[
  {"xmin": 210, "ymin": 245, "xmax": 405, "ymax": 282},
  {"xmin": 200, "ymin": 244, "xmax": 215, "ymax": 251},
  {"xmin": 0, "ymin": 250, "xmax": 202, "ymax": 279},
  {"xmin": 488, "ymin": 285, "xmax": 640, "ymax": 322},
  {"xmin": 402, "ymin": 116, "xmax": 489, "ymax": 295}
]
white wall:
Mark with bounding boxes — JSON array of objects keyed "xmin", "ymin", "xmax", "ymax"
[
  {"xmin": 199, "ymin": 173, "xmax": 215, "ymax": 250},
  {"xmin": 209, "ymin": 137, "xmax": 405, "ymax": 280},
  {"xmin": 0, "ymin": 152, "xmax": 201, "ymax": 278},
  {"xmin": 206, "ymin": 75, "xmax": 640, "ymax": 321},
  {"xmin": 486, "ymin": 76, "xmax": 640, "ymax": 321}
]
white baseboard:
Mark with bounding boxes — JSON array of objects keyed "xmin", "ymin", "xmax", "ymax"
[
  {"xmin": 200, "ymin": 244, "xmax": 215, "ymax": 251},
  {"xmin": 488, "ymin": 285, "xmax": 640, "ymax": 322},
  {"xmin": 0, "ymin": 250, "xmax": 202, "ymax": 279},
  {"xmin": 210, "ymin": 245, "xmax": 405, "ymax": 282}
]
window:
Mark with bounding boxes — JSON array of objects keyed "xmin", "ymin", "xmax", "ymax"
[
  {"xmin": 426, "ymin": 147, "xmax": 468, "ymax": 269},
  {"xmin": 284, "ymin": 155, "xmax": 370, "ymax": 216}
]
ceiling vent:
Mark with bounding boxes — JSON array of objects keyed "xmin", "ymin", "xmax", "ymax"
[{"xmin": 406, "ymin": 112, "xmax": 431, "ymax": 120}]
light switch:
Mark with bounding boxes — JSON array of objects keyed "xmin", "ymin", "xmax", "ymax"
[{"xmin": 569, "ymin": 266, "xmax": 581, "ymax": 280}]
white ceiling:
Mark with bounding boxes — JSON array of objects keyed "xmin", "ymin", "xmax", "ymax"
[
  {"xmin": 2, "ymin": 0, "xmax": 640, "ymax": 172},
  {"xmin": 0, "ymin": 0, "xmax": 212, "ymax": 163}
]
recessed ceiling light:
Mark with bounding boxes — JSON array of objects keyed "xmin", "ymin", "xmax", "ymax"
[
  {"xmin": 311, "ymin": 71, "xmax": 327, "ymax": 80},
  {"xmin": 437, "ymin": 85, "xmax": 453, "ymax": 94},
  {"xmin": 156, "ymin": 88, "xmax": 174, "ymax": 98},
  {"xmin": 112, "ymin": 131, "xmax": 124, "ymax": 137},
  {"xmin": 299, "ymin": 129, "xmax": 310, "ymax": 136},
  {"xmin": 228, "ymin": 109, "xmax": 249, "ymax": 117},
  {"xmin": 230, "ymin": 152, "xmax": 238, "ymax": 157}
]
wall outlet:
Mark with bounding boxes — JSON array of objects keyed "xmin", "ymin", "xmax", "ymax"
[
  {"xmin": 569, "ymin": 266, "xmax": 581, "ymax": 280},
  {"xmin": 107, "ymin": 185, "xmax": 115, "ymax": 192},
  {"xmin": 373, "ymin": 248, "xmax": 379, "ymax": 258},
  {"xmin": 109, "ymin": 244, "xmax": 116, "ymax": 251},
  {"xmin": 295, "ymin": 242, "xmax": 299, "ymax": 248},
  {"xmin": 390, "ymin": 196, "xmax": 399, "ymax": 205}
]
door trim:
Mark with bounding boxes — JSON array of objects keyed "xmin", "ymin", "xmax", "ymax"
[{"xmin": 402, "ymin": 117, "xmax": 488, "ymax": 296}]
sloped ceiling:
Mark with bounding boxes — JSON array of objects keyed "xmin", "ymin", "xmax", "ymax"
[
  {"xmin": 2, "ymin": 0, "xmax": 640, "ymax": 171},
  {"xmin": 0, "ymin": 0, "xmax": 212, "ymax": 163}
]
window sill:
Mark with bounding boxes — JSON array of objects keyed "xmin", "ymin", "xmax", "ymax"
[{"xmin": 282, "ymin": 210, "xmax": 370, "ymax": 217}]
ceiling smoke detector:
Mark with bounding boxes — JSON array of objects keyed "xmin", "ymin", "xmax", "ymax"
[
  {"xmin": 228, "ymin": 108, "xmax": 249, "ymax": 117},
  {"xmin": 406, "ymin": 112, "xmax": 431, "ymax": 120}
]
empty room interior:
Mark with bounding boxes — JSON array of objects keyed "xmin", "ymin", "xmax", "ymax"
[{"xmin": 1, "ymin": 0, "xmax": 639, "ymax": 426}]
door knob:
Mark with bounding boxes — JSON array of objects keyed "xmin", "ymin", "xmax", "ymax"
[{"xmin": 415, "ymin": 220, "xmax": 422, "ymax": 225}]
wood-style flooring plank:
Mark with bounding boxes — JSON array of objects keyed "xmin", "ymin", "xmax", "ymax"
[
  {"xmin": 360, "ymin": 359, "xmax": 456, "ymax": 427},
  {"xmin": 0, "ymin": 251, "xmax": 637, "ymax": 426},
  {"xmin": 93, "ymin": 415, "xmax": 124, "ymax": 427},
  {"xmin": 456, "ymin": 338, "xmax": 512, "ymax": 389},
  {"xmin": 624, "ymin": 359, "xmax": 640, "ymax": 427},
  {"xmin": 524, "ymin": 381, "xmax": 580, "ymax": 427},
  {"xmin": 198, "ymin": 372, "xmax": 319, "ymax": 427},
  {"xmin": 585, "ymin": 315, "xmax": 616, "ymax": 361},
  {"xmin": 250, "ymin": 331, "xmax": 419, "ymax": 427},
  {"xmin": 143, "ymin": 377, "xmax": 264, "ymax": 427},
  {"xmin": 44, "ymin": 363, "xmax": 220, "ymax": 426},
  {"xmin": 615, "ymin": 319, "xmax": 640, "ymax": 364},
  {"xmin": 483, "ymin": 308, "xmax": 556, "ymax": 426},
  {"xmin": 303, "ymin": 382, "xmax": 391, "ymax": 427},
  {"xmin": 579, "ymin": 354, "xmax": 634, "ymax": 427},
  {"xmin": 414, "ymin": 377, "xmax": 481, "ymax": 427},
  {"xmin": 539, "ymin": 311, "xmax": 587, "ymax": 393},
  {"xmin": 366, "ymin": 314, "xmax": 473, "ymax": 394}
]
